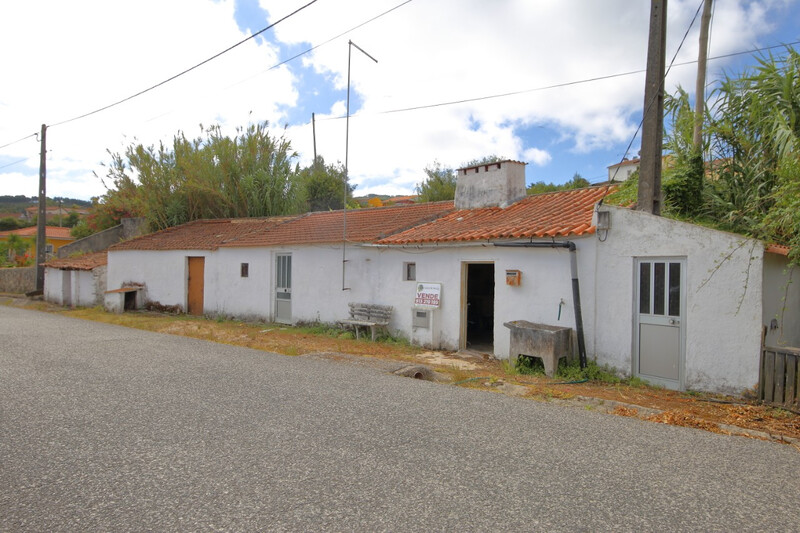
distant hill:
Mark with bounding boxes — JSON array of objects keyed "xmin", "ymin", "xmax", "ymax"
[{"xmin": 0, "ymin": 196, "xmax": 91, "ymax": 214}]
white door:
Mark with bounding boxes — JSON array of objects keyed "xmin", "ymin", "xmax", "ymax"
[
  {"xmin": 634, "ymin": 258, "xmax": 685, "ymax": 389},
  {"xmin": 275, "ymin": 254, "xmax": 292, "ymax": 324}
]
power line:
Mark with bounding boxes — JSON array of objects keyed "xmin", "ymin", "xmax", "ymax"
[
  {"xmin": 263, "ymin": 0, "xmax": 413, "ymax": 75},
  {"xmin": 48, "ymin": 0, "xmax": 320, "ymax": 129},
  {"xmin": 0, "ymin": 132, "xmax": 37, "ymax": 150},
  {"xmin": 0, "ymin": 158, "xmax": 30, "ymax": 171},
  {"xmin": 317, "ymin": 39, "xmax": 799, "ymax": 122}
]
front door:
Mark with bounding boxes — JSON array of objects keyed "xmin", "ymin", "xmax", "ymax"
[
  {"xmin": 275, "ymin": 254, "xmax": 292, "ymax": 324},
  {"xmin": 187, "ymin": 256, "xmax": 205, "ymax": 316},
  {"xmin": 460, "ymin": 262, "xmax": 495, "ymax": 352},
  {"xmin": 634, "ymin": 258, "xmax": 685, "ymax": 389}
]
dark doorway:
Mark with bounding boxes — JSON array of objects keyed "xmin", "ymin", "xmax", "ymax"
[
  {"xmin": 124, "ymin": 291, "xmax": 136, "ymax": 311},
  {"xmin": 465, "ymin": 263, "xmax": 495, "ymax": 352}
]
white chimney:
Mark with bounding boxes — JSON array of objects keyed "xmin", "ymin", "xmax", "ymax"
[{"xmin": 454, "ymin": 160, "xmax": 527, "ymax": 209}]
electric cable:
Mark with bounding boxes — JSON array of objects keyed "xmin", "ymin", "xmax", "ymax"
[
  {"xmin": 0, "ymin": 133, "xmax": 37, "ymax": 150},
  {"xmin": 0, "ymin": 158, "xmax": 30, "ymax": 171},
  {"xmin": 48, "ymin": 0, "xmax": 320, "ymax": 129}
]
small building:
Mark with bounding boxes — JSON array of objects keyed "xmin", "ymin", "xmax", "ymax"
[
  {"xmin": 0, "ymin": 225, "xmax": 75, "ymax": 262},
  {"xmin": 43, "ymin": 252, "xmax": 107, "ymax": 307}
]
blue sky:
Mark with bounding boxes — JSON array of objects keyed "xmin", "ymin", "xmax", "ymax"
[{"xmin": 1, "ymin": 0, "xmax": 798, "ymax": 200}]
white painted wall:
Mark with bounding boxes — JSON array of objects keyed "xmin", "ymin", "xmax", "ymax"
[
  {"xmin": 762, "ymin": 253, "xmax": 800, "ymax": 348},
  {"xmin": 107, "ymin": 249, "xmax": 209, "ymax": 311},
  {"xmin": 207, "ymin": 248, "xmax": 273, "ymax": 320},
  {"xmin": 44, "ymin": 266, "xmax": 106, "ymax": 307},
  {"xmin": 594, "ymin": 205, "xmax": 764, "ymax": 393}
]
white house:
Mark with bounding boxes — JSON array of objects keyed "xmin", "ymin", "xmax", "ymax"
[
  {"xmin": 104, "ymin": 160, "xmax": 799, "ymax": 394},
  {"xmin": 43, "ymin": 252, "xmax": 108, "ymax": 308}
]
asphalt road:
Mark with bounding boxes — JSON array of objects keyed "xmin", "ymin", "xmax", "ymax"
[{"xmin": 1, "ymin": 306, "xmax": 799, "ymax": 532}]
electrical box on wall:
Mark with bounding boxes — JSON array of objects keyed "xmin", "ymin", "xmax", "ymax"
[
  {"xmin": 505, "ymin": 269, "xmax": 522, "ymax": 286},
  {"xmin": 412, "ymin": 309, "xmax": 430, "ymax": 328}
]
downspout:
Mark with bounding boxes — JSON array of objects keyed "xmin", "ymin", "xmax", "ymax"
[{"xmin": 494, "ymin": 241, "xmax": 587, "ymax": 369}]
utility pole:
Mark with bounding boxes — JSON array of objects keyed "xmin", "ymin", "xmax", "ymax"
[
  {"xmin": 693, "ymin": 0, "xmax": 712, "ymax": 150},
  {"xmin": 638, "ymin": 0, "xmax": 668, "ymax": 216},
  {"xmin": 312, "ymin": 112, "xmax": 317, "ymax": 166},
  {"xmin": 35, "ymin": 124, "xmax": 47, "ymax": 293}
]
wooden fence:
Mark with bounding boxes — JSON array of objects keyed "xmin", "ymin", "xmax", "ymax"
[{"xmin": 759, "ymin": 343, "xmax": 800, "ymax": 409}]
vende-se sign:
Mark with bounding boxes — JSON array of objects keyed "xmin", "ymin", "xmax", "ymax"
[{"xmin": 414, "ymin": 282, "xmax": 441, "ymax": 309}]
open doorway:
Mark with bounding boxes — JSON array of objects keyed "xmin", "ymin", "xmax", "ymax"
[{"xmin": 461, "ymin": 262, "xmax": 495, "ymax": 353}]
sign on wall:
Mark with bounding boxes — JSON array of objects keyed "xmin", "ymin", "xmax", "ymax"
[{"xmin": 414, "ymin": 282, "xmax": 441, "ymax": 308}]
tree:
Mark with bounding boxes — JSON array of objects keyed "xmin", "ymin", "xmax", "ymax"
[
  {"xmin": 95, "ymin": 122, "xmax": 303, "ymax": 231},
  {"xmin": 297, "ymin": 156, "xmax": 353, "ymax": 212},
  {"xmin": 416, "ymin": 162, "xmax": 456, "ymax": 202},
  {"xmin": 563, "ymin": 172, "xmax": 591, "ymax": 189},
  {"xmin": 706, "ymin": 48, "xmax": 799, "ymax": 242}
]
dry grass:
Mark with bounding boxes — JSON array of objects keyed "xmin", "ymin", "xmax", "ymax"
[{"xmin": 3, "ymin": 295, "xmax": 799, "ymax": 443}]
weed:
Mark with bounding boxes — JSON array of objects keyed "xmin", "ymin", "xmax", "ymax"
[
  {"xmin": 515, "ymin": 355, "xmax": 546, "ymax": 376},
  {"xmin": 500, "ymin": 358, "xmax": 521, "ymax": 376}
]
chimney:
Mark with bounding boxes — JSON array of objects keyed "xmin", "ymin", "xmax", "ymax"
[{"xmin": 454, "ymin": 160, "xmax": 527, "ymax": 209}]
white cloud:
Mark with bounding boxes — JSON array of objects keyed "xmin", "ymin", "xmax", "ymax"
[
  {"xmin": 0, "ymin": 0, "xmax": 793, "ymax": 199},
  {"xmin": 524, "ymin": 148, "xmax": 552, "ymax": 167}
]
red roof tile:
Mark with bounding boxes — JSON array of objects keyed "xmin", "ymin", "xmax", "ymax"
[
  {"xmin": 43, "ymin": 251, "xmax": 107, "ymax": 270},
  {"xmin": 765, "ymin": 244, "xmax": 790, "ymax": 256},
  {"xmin": 376, "ymin": 187, "xmax": 613, "ymax": 245},
  {"xmin": 110, "ymin": 217, "xmax": 296, "ymax": 251},
  {"xmin": 0, "ymin": 226, "xmax": 75, "ymax": 240},
  {"xmin": 223, "ymin": 202, "xmax": 455, "ymax": 247}
]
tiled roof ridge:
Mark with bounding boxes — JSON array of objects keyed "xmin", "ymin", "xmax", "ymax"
[{"xmin": 302, "ymin": 199, "xmax": 453, "ymax": 216}]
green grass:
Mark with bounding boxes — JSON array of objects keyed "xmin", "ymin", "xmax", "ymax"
[{"xmin": 510, "ymin": 355, "xmax": 646, "ymax": 386}]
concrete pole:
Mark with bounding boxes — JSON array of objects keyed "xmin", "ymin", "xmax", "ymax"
[{"xmin": 638, "ymin": 0, "xmax": 668, "ymax": 216}]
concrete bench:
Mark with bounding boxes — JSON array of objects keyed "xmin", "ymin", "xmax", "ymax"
[{"xmin": 340, "ymin": 303, "xmax": 393, "ymax": 341}]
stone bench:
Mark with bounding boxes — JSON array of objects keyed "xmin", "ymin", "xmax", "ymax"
[{"xmin": 340, "ymin": 303, "xmax": 393, "ymax": 341}]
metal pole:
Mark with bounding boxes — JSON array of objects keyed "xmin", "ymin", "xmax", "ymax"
[
  {"xmin": 342, "ymin": 40, "xmax": 377, "ymax": 291},
  {"xmin": 312, "ymin": 112, "xmax": 317, "ymax": 165}
]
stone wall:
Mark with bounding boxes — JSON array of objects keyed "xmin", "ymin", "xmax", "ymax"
[
  {"xmin": 0, "ymin": 267, "xmax": 36, "ymax": 294},
  {"xmin": 57, "ymin": 218, "xmax": 148, "ymax": 258}
]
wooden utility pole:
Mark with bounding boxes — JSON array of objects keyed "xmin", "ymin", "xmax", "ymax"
[
  {"xmin": 638, "ymin": 0, "xmax": 668, "ymax": 215},
  {"xmin": 693, "ymin": 0, "xmax": 713, "ymax": 149},
  {"xmin": 35, "ymin": 124, "xmax": 47, "ymax": 292}
]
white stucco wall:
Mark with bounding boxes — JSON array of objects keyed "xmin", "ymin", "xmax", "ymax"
[
  {"xmin": 107, "ymin": 249, "xmax": 211, "ymax": 311},
  {"xmin": 359, "ymin": 240, "xmax": 597, "ymax": 356},
  {"xmin": 45, "ymin": 266, "xmax": 106, "ymax": 307},
  {"xmin": 762, "ymin": 253, "xmax": 800, "ymax": 348},
  {"xmin": 44, "ymin": 268, "xmax": 62, "ymax": 304},
  {"xmin": 594, "ymin": 205, "xmax": 764, "ymax": 393}
]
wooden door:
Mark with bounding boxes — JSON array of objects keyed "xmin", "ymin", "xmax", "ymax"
[{"xmin": 187, "ymin": 257, "xmax": 205, "ymax": 316}]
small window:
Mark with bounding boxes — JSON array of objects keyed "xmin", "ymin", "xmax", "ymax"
[
  {"xmin": 403, "ymin": 262, "xmax": 416, "ymax": 281},
  {"xmin": 45, "ymin": 244, "xmax": 54, "ymax": 254},
  {"xmin": 241, "ymin": 263, "xmax": 249, "ymax": 278}
]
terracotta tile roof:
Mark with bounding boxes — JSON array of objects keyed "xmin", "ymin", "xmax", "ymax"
[
  {"xmin": 376, "ymin": 187, "xmax": 614, "ymax": 245},
  {"xmin": 109, "ymin": 217, "xmax": 297, "ymax": 251},
  {"xmin": 43, "ymin": 251, "xmax": 107, "ymax": 271},
  {"xmin": 0, "ymin": 226, "xmax": 75, "ymax": 240},
  {"xmin": 765, "ymin": 243, "xmax": 790, "ymax": 256},
  {"xmin": 223, "ymin": 202, "xmax": 455, "ymax": 247}
]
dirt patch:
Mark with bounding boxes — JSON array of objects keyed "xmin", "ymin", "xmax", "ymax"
[{"xmin": 3, "ymin": 295, "xmax": 798, "ymax": 444}]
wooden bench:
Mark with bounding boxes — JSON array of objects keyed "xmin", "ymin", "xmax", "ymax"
[{"xmin": 339, "ymin": 303, "xmax": 393, "ymax": 341}]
